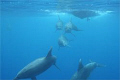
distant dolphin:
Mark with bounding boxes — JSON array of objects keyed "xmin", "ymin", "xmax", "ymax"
[
  {"xmin": 71, "ymin": 10, "xmax": 100, "ymax": 21},
  {"xmin": 58, "ymin": 35, "xmax": 70, "ymax": 48},
  {"xmin": 64, "ymin": 21, "xmax": 73, "ymax": 33},
  {"xmin": 64, "ymin": 19, "xmax": 81, "ymax": 36},
  {"xmin": 13, "ymin": 47, "xmax": 60, "ymax": 80},
  {"xmin": 71, "ymin": 59, "xmax": 105, "ymax": 80},
  {"xmin": 56, "ymin": 15, "xmax": 63, "ymax": 31}
]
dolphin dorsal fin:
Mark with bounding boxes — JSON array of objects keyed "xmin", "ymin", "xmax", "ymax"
[
  {"xmin": 46, "ymin": 47, "xmax": 53, "ymax": 58},
  {"xmin": 78, "ymin": 59, "xmax": 84, "ymax": 71}
]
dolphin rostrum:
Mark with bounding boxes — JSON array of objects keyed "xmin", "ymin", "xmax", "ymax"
[
  {"xmin": 13, "ymin": 47, "xmax": 59, "ymax": 80},
  {"xmin": 71, "ymin": 59, "xmax": 105, "ymax": 80},
  {"xmin": 58, "ymin": 35, "xmax": 70, "ymax": 48},
  {"xmin": 56, "ymin": 15, "xmax": 63, "ymax": 31}
]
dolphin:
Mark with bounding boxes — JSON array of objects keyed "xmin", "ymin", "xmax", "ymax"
[
  {"xmin": 64, "ymin": 21, "xmax": 73, "ymax": 33},
  {"xmin": 64, "ymin": 19, "xmax": 81, "ymax": 36},
  {"xmin": 56, "ymin": 15, "xmax": 63, "ymax": 31},
  {"xmin": 71, "ymin": 59, "xmax": 105, "ymax": 80},
  {"xmin": 13, "ymin": 47, "xmax": 60, "ymax": 80},
  {"xmin": 71, "ymin": 10, "xmax": 100, "ymax": 21},
  {"xmin": 58, "ymin": 35, "xmax": 70, "ymax": 48}
]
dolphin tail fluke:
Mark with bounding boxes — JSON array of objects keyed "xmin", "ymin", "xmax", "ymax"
[{"xmin": 31, "ymin": 77, "xmax": 37, "ymax": 80}]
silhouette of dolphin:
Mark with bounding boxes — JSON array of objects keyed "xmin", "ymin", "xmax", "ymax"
[
  {"xmin": 58, "ymin": 35, "xmax": 70, "ymax": 48},
  {"xmin": 56, "ymin": 15, "xmax": 63, "ymax": 31},
  {"xmin": 71, "ymin": 59, "xmax": 105, "ymax": 80},
  {"xmin": 13, "ymin": 47, "xmax": 60, "ymax": 80}
]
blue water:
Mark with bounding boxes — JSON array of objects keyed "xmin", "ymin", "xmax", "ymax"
[{"xmin": 1, "ymin": 0, "xmax": 120, "ymax": 80}]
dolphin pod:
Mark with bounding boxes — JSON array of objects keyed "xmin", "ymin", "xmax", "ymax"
[
  {"xmin": 56, "ymin": 16, "xmax": 82, "ymax": 49},
  {"xmin": 13, "ymin": 16, "xmax": 105, "ymax": 80},
  {"xmin": 55, "ymin": 16, "xmax": 82, "ymax": 36},
  {"xmin": 71, "ymin": 59, "xmax": 105, "ymax": 80},
  {"xmin": 13, "ymin": 47, "xmax": 60, "ymax": 80}
]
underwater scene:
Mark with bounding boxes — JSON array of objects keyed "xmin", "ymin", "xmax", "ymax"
[{"xmin": 1, "ymin": 0, "xmax": 120, "ymax": 80}]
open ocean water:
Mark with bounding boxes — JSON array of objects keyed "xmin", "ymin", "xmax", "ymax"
[{"xmin": 0, "ymin": 0, "xmax": 120, "ymax": 80}]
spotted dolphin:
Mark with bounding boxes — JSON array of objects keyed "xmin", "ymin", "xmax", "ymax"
[
  {"xmin": 71, "ymin": 59, "xmax": 105, "ymax": 80},
  {"xmin": 13, "ymin": 47, "xmax": 60, "ymax": 80}
]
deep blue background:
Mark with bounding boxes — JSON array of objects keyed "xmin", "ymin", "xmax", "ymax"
[{"xmin": 1, "ymin": 11, "xmax": 120, "ymax": 80}]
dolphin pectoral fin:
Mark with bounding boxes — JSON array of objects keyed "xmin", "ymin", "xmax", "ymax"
[
  {"xmin": 31, "ymin": 77, "xmax": 37, "ymax": 80},
  {"xmin": 46, "ymin": 47, "xmax": 53, "ymax": 58},
  {"xmin": 78, "ymin": 59, "xmax": 84, "ymax": 71},
  {"xmin": 54, "ymin": 64, "xmax": 61, "ymax": 71}
]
